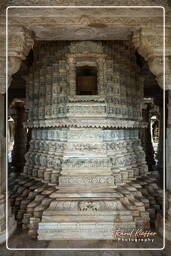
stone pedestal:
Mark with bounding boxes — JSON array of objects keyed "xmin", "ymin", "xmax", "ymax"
[{"xmin": 38, "ymin": 126, "xmax": 149, "ymax": 240}]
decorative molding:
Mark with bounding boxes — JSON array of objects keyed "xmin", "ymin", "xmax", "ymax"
[{"xmin": 24, "ymin": 119, "xmax": 147, "ymax": 129}]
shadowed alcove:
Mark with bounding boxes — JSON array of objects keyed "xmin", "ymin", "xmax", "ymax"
[{"xmin": 76, "ymin": 66, "xmax": 98, "ymax": 95}]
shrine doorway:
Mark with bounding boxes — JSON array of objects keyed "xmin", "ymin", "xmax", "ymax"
[{"xmin": 76, "ymin": 66, "xmax": 98, "ymax": 95}]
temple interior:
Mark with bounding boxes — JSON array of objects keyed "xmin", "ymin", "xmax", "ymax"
[{"xmin": 0, "ymin": 1, "xmax": 171, "ymax": 254}]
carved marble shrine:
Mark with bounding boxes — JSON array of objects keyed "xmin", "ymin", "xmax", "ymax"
[{"xmin": 9, "ymin": 41, "xmax": 162, "ymax": 240}]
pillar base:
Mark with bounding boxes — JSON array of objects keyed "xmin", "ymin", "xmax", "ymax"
[{"xmin": 8, "ymin": 174, "xmax": 164, "ymax": 240}]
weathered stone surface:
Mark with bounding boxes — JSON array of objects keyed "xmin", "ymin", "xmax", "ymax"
[
  {"xmin": 132, "ymin": 27, "xmax": 171, "ymax": 90},
  {"xmin": 0, "ymin": 25, "xmax": 34, "ymax": 94}
]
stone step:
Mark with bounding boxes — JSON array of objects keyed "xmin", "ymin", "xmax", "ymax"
[
  {"xmin": 49, "ymin": 191, "xmax": 123, "ymax": 199},
  {"xmin": 38, "ymin": 221, "xmax": 136, "ymax": 240},
  {"xmin": 41, "ymin": 214, "xmax": 133, "ymax": 222}
]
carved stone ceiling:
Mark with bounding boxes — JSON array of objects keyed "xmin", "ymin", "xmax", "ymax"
[{"xmin": 0, "ymin": 0, "xmax": 170, "ymax": 40}]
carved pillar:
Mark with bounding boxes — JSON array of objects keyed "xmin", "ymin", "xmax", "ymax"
[
  {"xmin": 0, "ymin": 25, "xmax": 34, "ymax": 93},
  {"xmin": 134, "ymin": 27, "xmax": 171, "ymax": 240},
  {"xmin": 165, "ymin": 91, "xmax": 171, "ymax": 240},
  {"xmin": 166, "ymin": 91, "xmax": 171, "ymax": 190},
  {"xmin": 11, "ymin": 101, "xmax": 27, "ymax": 173},
  {"xmin": 0, "ymin": 95, "xmax": 16, "ymax": 245},
  {"xmin": 0, "ymin": 25, "xmax": 34, "ymax": 243},
  {"xmin": 132, "ymin": 27, "xmax": 171, "ymax": 90},
  {"xmin": 0, "ymin": 94, "xmax": 6, "ymax": 243}
]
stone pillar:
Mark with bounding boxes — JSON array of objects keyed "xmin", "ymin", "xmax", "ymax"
[
  {"xmin": 166, "ymin": 91, "xmax": 171, "ymax": 190},
  {"xmin": 165, "ymin": 91, "xmax": 171, "ymax": 240},
  {"xmin": 11, "ymin": 101, "xmax": 27, "ymax": 173},
  {"xmin": 0, "ymin": 94, "xmax": 6, "ymax": 243},
  {"xmin": 132, "ymin": 27, "xmax": 171, "ymax": 240},
  {"xmin": 0, "ymin": 25, "xmax": 34, "ymax": 243},
  {"xmin": 0, "ymin": 95, "xmax": 17, "ymax": 245}
]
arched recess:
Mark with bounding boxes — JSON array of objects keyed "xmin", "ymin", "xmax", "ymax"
[{"xmin": 76, "ymin": 65, "xmax": 98, "ymax": 95}]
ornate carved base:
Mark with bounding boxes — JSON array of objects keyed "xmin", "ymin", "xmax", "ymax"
[
  {"xmin": 38, "ymin": 189, "xmax": 150, "ymax": 240},
  {"xmin": 8, "ymin": 174, "xmax": 163, "ymax": 240}
]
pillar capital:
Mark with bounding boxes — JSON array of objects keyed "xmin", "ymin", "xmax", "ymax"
[
  {"xmin": 132, "ymin": 27, "xmax": 171, "ymax": 90},
  {"xmin": 0, "ymin": 25, "xmax": 34, "ymax": 94}
]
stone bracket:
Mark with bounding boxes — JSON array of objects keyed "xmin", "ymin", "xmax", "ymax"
[{"xmin": 0, "ymin": 25, "xmax": 34, "ymax": 94}]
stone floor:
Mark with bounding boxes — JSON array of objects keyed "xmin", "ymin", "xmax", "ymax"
[{"xmin": 0, "ymin": 228, "xmax": 171, "ymax": 256}]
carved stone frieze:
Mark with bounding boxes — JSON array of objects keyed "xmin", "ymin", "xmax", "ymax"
[{"xmin": 24, "ymin": 119, "xmax": 147, "ymax": 129}]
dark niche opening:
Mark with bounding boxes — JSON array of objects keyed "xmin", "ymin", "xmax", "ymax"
[{"xmin": 76, "ymin": 66, "xmax": 98, "ymax": 95}]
